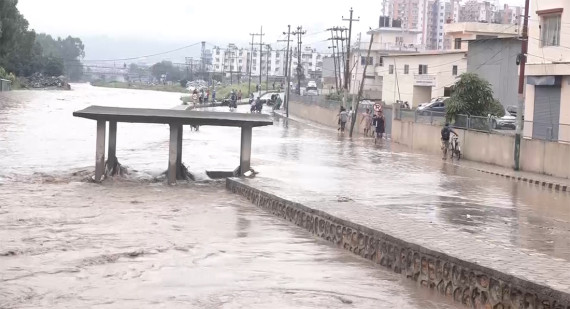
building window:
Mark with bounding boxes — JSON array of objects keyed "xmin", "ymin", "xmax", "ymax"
[
  {"xmin": 454, "ymin": 38, "xmax": 462, "ymax": 49},
  {"xmin": 452, "ymin": 65, "xmax": 458, "ymax": 75},
  {"xmin": 395, "ymin": 36, "xmax": 404, "ymax": 44},
  {"xmin": 361, "ymin": 56, "xmax": 373, "ymax": 65},
  {"xmin": 540, "ymin": 14, "xmax": 561, "ymax": 47},
  {"xmin": 378, "ymin": 56, "xmax": 384, "ymax": 67},
  {"xmin": 419, "ymin": 64, "xmax": 428, "ymax": 75},
  {"xmin": 389, "ymin": 65, "xmax": 394, "ymax": 74},
  {"xmin": 404, "ymin": 64, "xmax": 409, "ymax": 74}
]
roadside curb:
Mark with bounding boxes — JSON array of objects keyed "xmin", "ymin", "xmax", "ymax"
[
  {"xmin": 470, "ymin": 168, "xmax": 569, "ymax": 192},
  {"xmin": 226, "ymin": 178, "xmax": 570, "ymax": 308}
]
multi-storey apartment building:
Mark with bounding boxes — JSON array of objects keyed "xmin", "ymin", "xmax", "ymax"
[{"xmin": 210, "ymin": 44, "xmax": 322, "ymax": 80}]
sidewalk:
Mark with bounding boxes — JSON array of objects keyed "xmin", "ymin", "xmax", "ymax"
[{"xmin": 451, "ymin": 159, "xmax": 570, "ymax": 192}]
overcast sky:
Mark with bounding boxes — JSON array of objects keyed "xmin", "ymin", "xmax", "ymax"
[{"xmin": 17, "ymin": 0, "xmax": 525, "ymax": 62}]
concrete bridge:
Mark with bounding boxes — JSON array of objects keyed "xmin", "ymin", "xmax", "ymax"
[{"xmin": 73, "ymin": 105, "xmax": 272, "ymax": 184}]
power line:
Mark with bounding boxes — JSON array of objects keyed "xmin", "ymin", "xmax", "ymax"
[{"xmin": 80, "ymin": 42, "xmax": 203, "ymax": 62}]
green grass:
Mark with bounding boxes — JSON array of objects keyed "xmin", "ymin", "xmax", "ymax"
[{"xmin": 91, "ymin": 80, "xmax": 188, "ymax": 93}]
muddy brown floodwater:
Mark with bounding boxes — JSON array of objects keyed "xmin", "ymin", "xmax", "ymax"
[
  {"xmin": 0, "ymin": 182, "xmax": 455, "ymax": 308},
  {"xmin": 0, "ymin": 85, "xmax": 457, "ymax": 308}
]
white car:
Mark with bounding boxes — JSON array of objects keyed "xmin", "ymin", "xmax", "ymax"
[
  {"xmin": 418, "ymin": 97, "xmax": 449, "ymax": 110},
  {"xmin": 491, "ymin": 111, "xmax": 516, "ymax": 130}
]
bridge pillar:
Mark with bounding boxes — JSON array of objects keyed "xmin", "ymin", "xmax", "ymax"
[
  {"xmin": 107, "ymin": 121, "xmax": 117, "ymax": 171},
  {"xmin": 239, "ymin": 126, "xmax": 252, "ymax": 176},
  {"xmin": 168, "ymin": 124, "xmax": 183, "ymax": 184},
  {"xmin": 95, "ymin": 120, "xmax": 106, "ymax": 182}
]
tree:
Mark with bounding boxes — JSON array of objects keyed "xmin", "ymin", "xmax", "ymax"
[
  {"xmin": 36, "ymin": 33, "xmax": 85, "ymax": 80},
  {"xmin": 150, "ymin": 61, "xmax": 182, "ymax": 82},
  {"xmin": 0, "ymin": 1, "xmax": 84, "ymax": 79},
  {"xmin": 43, "ymin": 56, "xmax": 64, "ymax": 76},
  {"xmin": 445, "ymin": 73, "xmax": 505, "ymax": 122}
]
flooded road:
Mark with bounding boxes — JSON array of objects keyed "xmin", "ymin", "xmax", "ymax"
[
  {"xmin": 1, "ymin": 83, "xmax": 569, "ymax": 307},
  {"xmin": 0, "ymin": 84, "xmax": 456, "ymax": 308}
]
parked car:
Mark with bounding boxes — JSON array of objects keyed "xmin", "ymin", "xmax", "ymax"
[
  {"xmin": 417, "ymin": 98, "xmax": 449, "ymax": 115},
  {"xmin": 491, "ymin": 110, "xmax": 516, "ymax": 129},
  {"xmin": 306, "ymin": 85, "xmax": 318, "ymax": 96},
  {"xmin": 418, "ymin": 97, "xmax": 449, "ymax": 110}
]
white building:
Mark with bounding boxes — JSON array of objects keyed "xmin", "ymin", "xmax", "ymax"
[
  {"xmin": 380, "ymin": 51, "xmax": 466, "ymax": 107},
  {"xmin": 525, "ymin": 0, "xmax": 570, "ymax": 142},
  {"xmin": 349, "ymin": 26, "xmax": 424, "ymax": 99},
  {"xmin": 210, "ymin": 44, "xmax": 322, "ymax": 80}
]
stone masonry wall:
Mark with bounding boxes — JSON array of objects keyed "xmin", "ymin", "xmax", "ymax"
[{"xmin": 227, "ymin": 178, "xmax": 570, "ymax": 309}]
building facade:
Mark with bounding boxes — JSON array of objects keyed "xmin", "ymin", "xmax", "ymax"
[
  {"xmin": 380, "ymin": 51, "xmax": 466, "ymax": 107},
  {"xmin": 466, "ymin": 38, "xmax": 520, "ymax": 109},
  {"xmin": 525, "ymin": 0, "xmax": 570, "ymax": 142},
  {"xmin": 348, "ymin": 26, "xmax": 424, "ymax": 99},
  {"xmin": 210, "ymin": 44, "xmax": 322, "ymax": 81}
]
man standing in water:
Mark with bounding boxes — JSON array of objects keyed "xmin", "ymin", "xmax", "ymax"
[
  {"xmin": 372, "ymin": 110, "xmax": 385, "ymax": 140},
  {"xmin": 338, "ymin": 107, "xmax": 348, "ymax": 133},
  {"xmin": 360, "ymin": 108, "xmax": 372, "ymax": 136}
]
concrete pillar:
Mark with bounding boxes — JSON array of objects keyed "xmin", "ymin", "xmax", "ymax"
[
  {"xmin": 239, "ymin": 126, "xmax": 252, "ymax": 176},
  {"xmin": 168, "ymin": 124, "xmax": 181, "ymax": 184},
  {"xmin": 176, "ymin": 125, "xmax": 183, "ymax": 178},
  {"xmin": 95, "ymin": 120, "xmax": 106, "ymax": 182},
  {"xmin": 107, "ymin": 121, "xmax": 117, "ymax": 168}
]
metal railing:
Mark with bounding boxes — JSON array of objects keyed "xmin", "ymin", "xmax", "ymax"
[
  {"xmin": 396, "ymin": 109, "xmax": 516, "ymax": 134},
  {"xmin": 524, "ymin": 120, "xmax": 570, "ymax": 143}
]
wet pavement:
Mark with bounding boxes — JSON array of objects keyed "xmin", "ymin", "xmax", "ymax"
[{"xmin": 1, "ymin": 83, "xmax": 570, "ymax": 306}]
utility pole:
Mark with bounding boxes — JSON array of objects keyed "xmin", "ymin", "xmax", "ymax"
[
  {"xmin": 342, "ymin": 8, "xmax": 359, "ymax": 107},
  {"xmin": 248, "ymin": 29, "xmax": 263, "ymax": 96},
  {"xmin": 349, "ymin": 32, "xmax": 374, "ymax": 138},
  {"xmin": 278, "ymin": 25, "xmax": 292, "ymax": 117},
  {"xmin": 266, "ymin": 44, "xmax": 271, "ymax": 92},
  {"xmin": 351, "ymin": 32, "xmax": 362, "ymax": 108},
  {"xmin": 514, "ymin": 0, "xmax": 529, "ymax": 171},
  {"xmin": 258, "ymin": 26, "xmax": 265, "ymax": 94},
  {"xmin": 327, "ymin": 28, "xmax": 342, "ymax": 92},
  {"xmin": 292, "ymin": 26, "xmax": 306, "ymax": 95}
]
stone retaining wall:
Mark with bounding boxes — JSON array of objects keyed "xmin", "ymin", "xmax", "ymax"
[{"xmin": 227, "ymin": 178, "xmax": 570, "ymax": 309}]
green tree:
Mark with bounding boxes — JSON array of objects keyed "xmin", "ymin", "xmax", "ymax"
[
  {"xmin": 150, "ymin": 61, "xmax": 182, "ymax": 82},
  {"xmin": 36, "ymin": 33, "xmax": 85, "ymax": 80},
  {"xmin": 43, "ymin": 56, "xmax": 64, "ymax": 76},
  {"xmin": 445, "ymin": 73, "xmax": 505, "ymax": 122},
  {"xmin": 0, "ymin": 1, "xmax": 85, "ymax": 79},
  {"xmin": 0, "ymin": 0, "xmax": 43, "ymax": 76}
]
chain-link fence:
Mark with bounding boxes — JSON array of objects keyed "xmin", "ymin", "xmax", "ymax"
[{"xmin": 395, "ymin": 109, "xmax": 517, "ymax": 134}]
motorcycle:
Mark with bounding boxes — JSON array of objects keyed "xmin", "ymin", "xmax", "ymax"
[{"xmin": 450, "ymin": 135, "xmax": 461, "ymax": 159}]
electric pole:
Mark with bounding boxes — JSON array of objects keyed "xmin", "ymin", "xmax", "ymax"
[
  {"xmin": 349, "ymin": 32, "xmax": 374, "ymax": 138},
  {"xmin": 258, "ymin": 26, "xmax": 265, "ymax": 94},
  {"xmin": 248, "ymin": 29, "xmax": 263, "ymax": 96},
  {"xmin": 278, "ymin": 25, "xmax": 292, "ymax": 117},
  {"xmin": 266, "ymin": 44, "xmax": 271, "ymax": 92},
  {"xmin": 342, "ymin": 8, "xmax": 359, "ymax": 107},
  {"xmin": 514, "ymin": 0, "xmax": 529, "ymax": 171},
  {"xmin": 292, "ymin": 26, "xmax": 306, "ymax": 95}
]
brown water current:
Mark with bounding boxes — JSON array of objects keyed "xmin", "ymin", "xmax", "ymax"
[{"xmin": 0, "ymin": 85, "xmax": 458, "ymax": 308}]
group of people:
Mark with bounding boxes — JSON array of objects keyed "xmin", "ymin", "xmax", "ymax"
[
  {"xmin": 191, "ymin": 88, "xmax": 216, "ymax": 104},
  {"xmin": 337, "ymin": 106, "xmax": 385, "ymax": 140}
]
